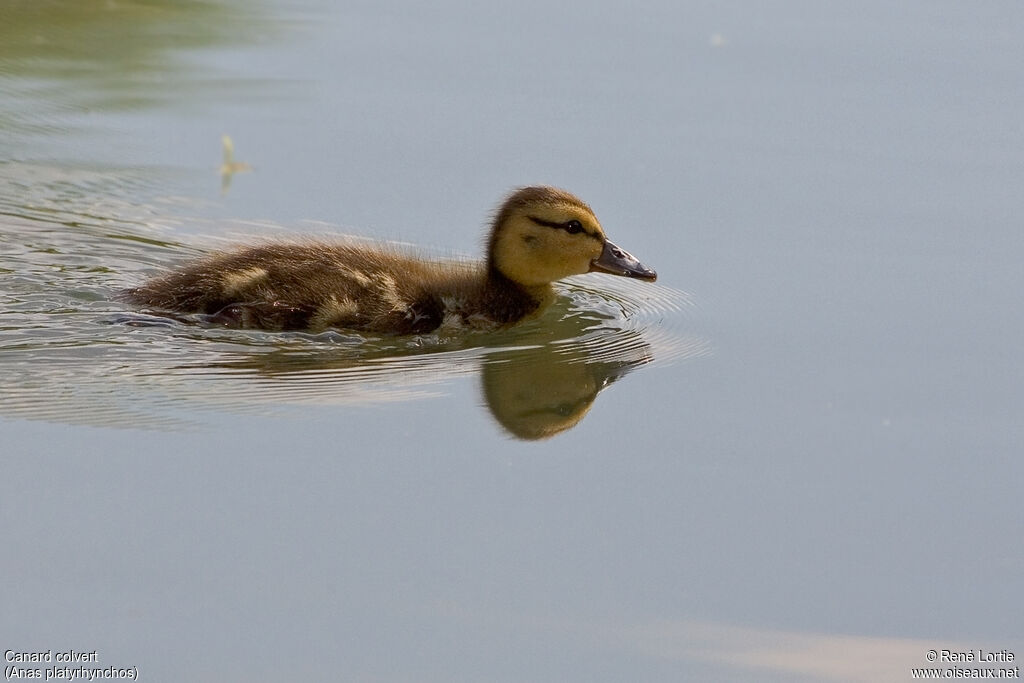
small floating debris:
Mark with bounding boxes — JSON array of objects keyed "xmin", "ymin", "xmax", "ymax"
[{"xmin": 219, "ymin": 134, "xmax": 252, "ymax": 194}]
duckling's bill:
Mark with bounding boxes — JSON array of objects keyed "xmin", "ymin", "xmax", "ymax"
[{"xmin": 590, "ymin": 239, "xmax": 657, "ymax": 281}]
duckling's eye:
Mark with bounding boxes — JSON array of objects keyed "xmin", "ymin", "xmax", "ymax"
[{"xmin": 565, "ymin": 220, "xmax": 584, "ymax": 234}]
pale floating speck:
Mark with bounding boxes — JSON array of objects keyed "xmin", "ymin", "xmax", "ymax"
[{"xmin": 220, "ymin": 134, "xmax": 253, "ymax": 194}]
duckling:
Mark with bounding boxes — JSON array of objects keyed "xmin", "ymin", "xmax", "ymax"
[{"xmin": 126, "ymin": 186, "xmax": 657, "ymax": 334}]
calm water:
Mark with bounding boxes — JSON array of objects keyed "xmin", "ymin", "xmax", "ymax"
[{"xmin": 2, "ymin": 1, "xmax": 1022, "ymax": 681}]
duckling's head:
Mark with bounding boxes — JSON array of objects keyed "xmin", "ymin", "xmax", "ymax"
[{"xmin": 487, "ymin": 186, "xmax": 657, "ymax": 287}]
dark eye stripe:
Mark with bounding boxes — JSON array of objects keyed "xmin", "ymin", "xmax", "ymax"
[{"xmin": 528, "ymin": 216, "xmax": 593, "ymax": 237}]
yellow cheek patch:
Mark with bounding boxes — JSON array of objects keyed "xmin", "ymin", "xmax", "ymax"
[{"xmin": 222, "ymin": 267, "xmax": 269, "ymax": 296}]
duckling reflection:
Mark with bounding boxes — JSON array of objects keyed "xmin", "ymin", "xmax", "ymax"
[
  {"xmin": 184, "ymin": 316, "xmax": 654, "ymax": 440},
  {"xmin": 481, "ymin": 336, "xmax": 650, "ymax": 440}
]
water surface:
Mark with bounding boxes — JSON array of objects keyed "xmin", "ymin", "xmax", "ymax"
[{"xmin": 2, "ymin": 1, "xmax": 1022, "ymax": 681}]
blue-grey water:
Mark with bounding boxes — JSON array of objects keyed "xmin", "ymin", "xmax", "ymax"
[{"xmin": 2, "ymin": 2, "xmax": 1021, "ymax": 681}]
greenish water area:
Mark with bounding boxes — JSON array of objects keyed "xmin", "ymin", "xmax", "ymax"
[{"xmin": 2, "ymin": 1, "xmax": 1022, "ymax": 681}]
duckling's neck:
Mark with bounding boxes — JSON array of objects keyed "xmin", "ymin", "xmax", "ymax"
[{"xmin": 480, "ymin": 265, "xmax": 554, "ymax": 324}]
